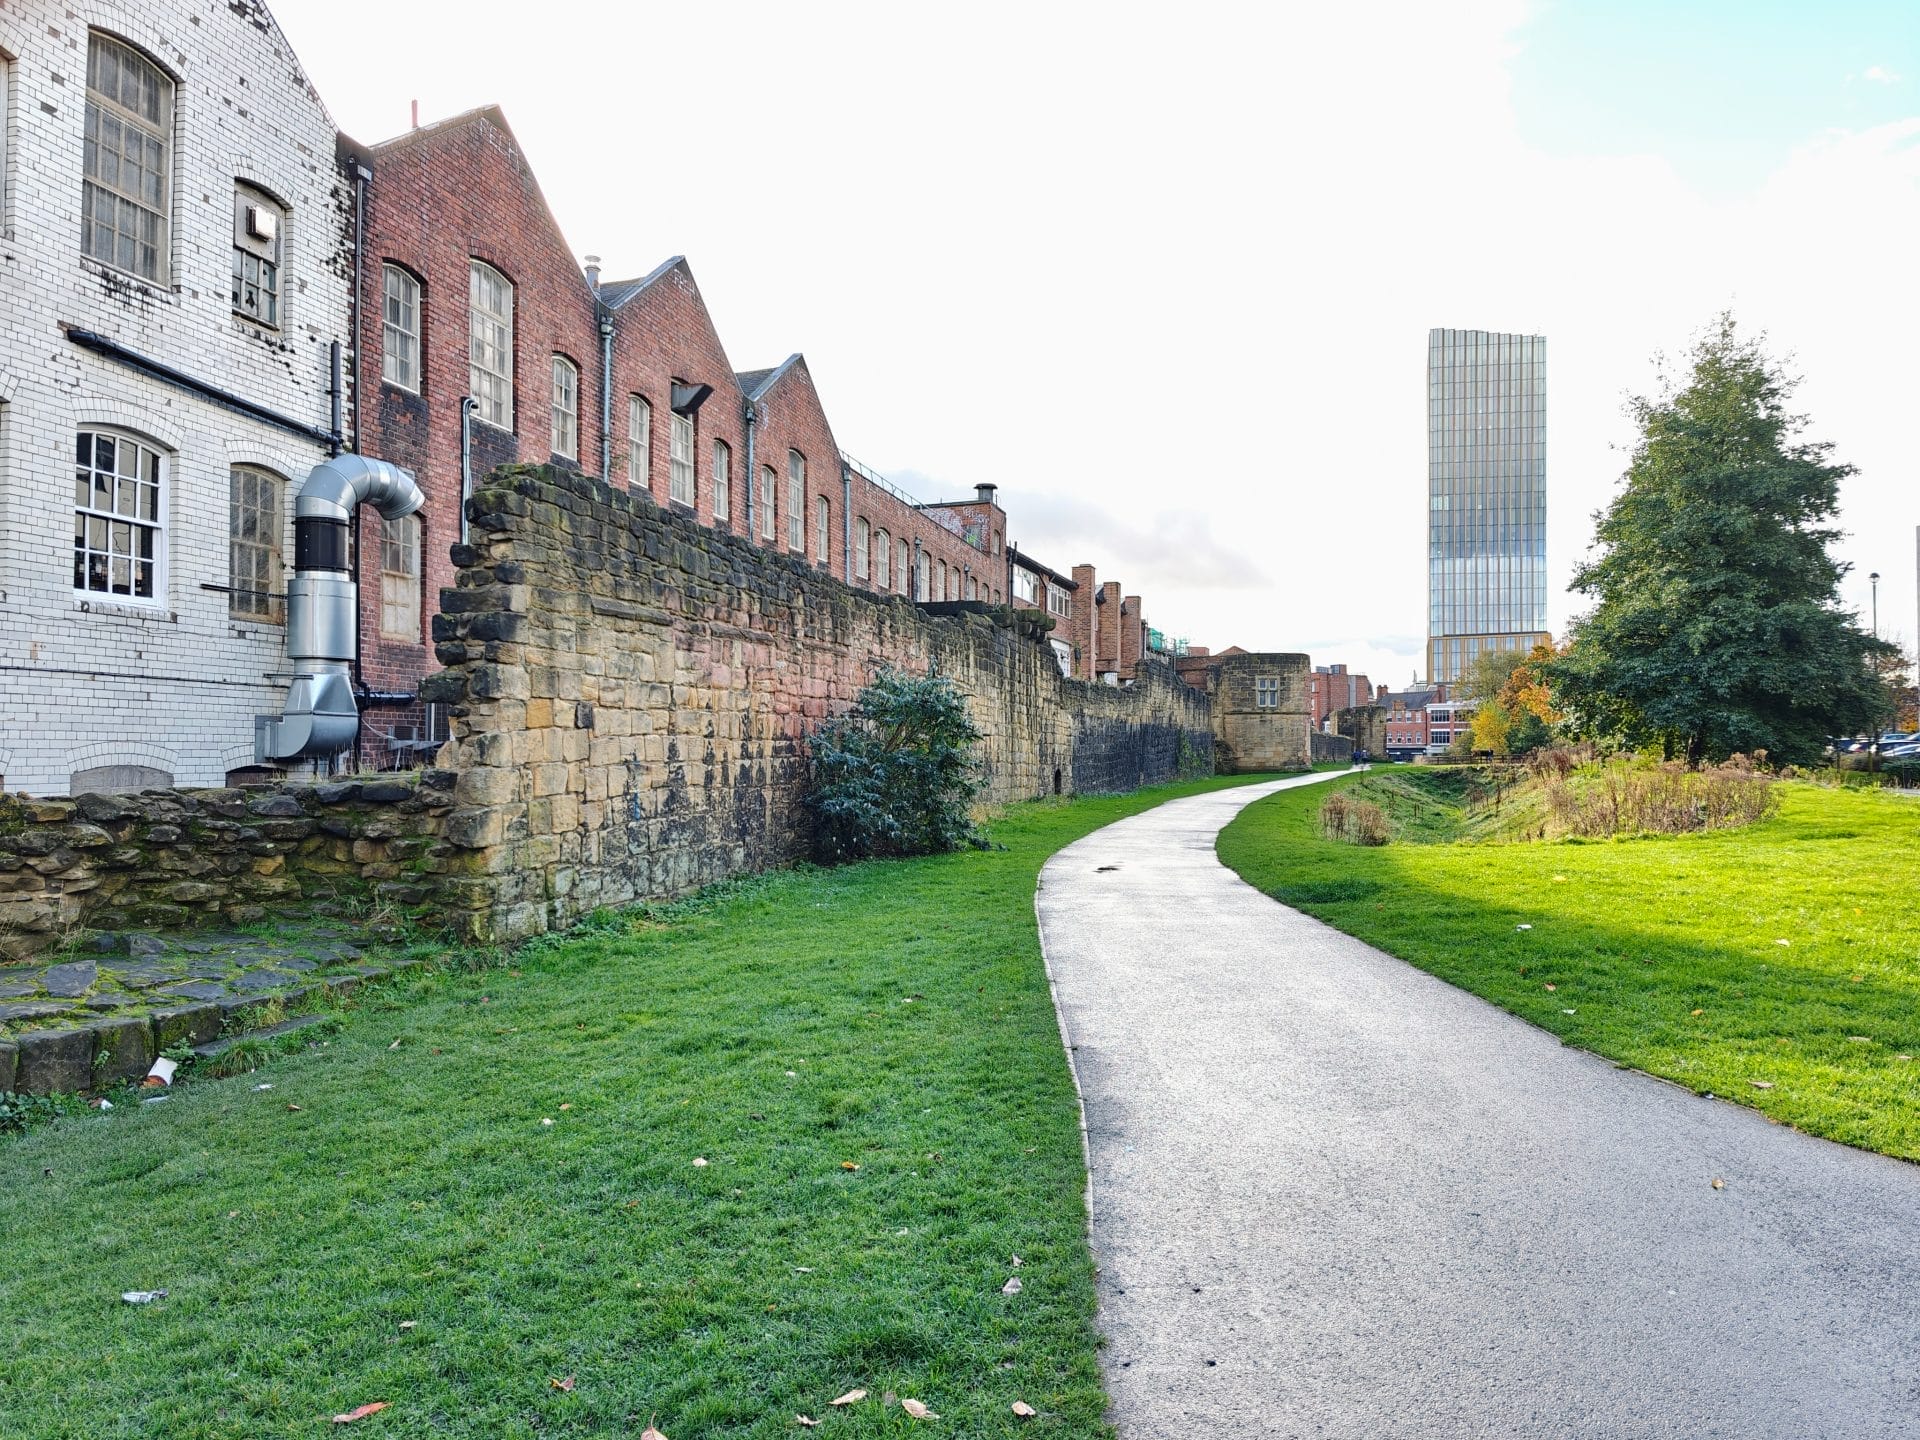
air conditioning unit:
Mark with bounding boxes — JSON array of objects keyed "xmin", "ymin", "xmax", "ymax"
[{"xmin": 245, "ymin": 205, "xmax": 278, "ymax": 244}]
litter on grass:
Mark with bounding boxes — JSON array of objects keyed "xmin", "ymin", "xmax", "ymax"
[
  {"xmin": 120, "ymin": 1290, "xmax": 167, "ymax": 1304},
  {"xmin": 143, "ymin": 1057, "xmax": 177, "ymax": 1088}
]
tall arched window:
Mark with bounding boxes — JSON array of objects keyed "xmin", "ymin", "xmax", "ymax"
[
  {"xmin": 83, "ymin": 33, "xmax": 173, "ymax": 282},
  {"xmin": 228, "ymin": 465, "xmax": 283, "ymax": 621},
  {"xmin": 712, "ymin": 439, "xmax": 731, "ymax": 522},
  {"xmin": 875, "ymin": 528, "xmax": 891, "ymax": 589},
  {"xmin": 915, "ymin": 548, "xmax": 930, "ymax": 602},
  {"xmin": 74, "ymin": 429, "xmax": 165, "ymax": 601},
  {"xmin": 854, "ymin": 517, "xmax": 870, "ymax": 580},
  {"xmin": 550, "ymin": 355, "xmax": 579, "ymax": 459},
  {"xmin": 628, "ymin": 395, "xmax": 651, "ymax": 489},
  {"xmin": 786, "ymin": 451, "xmax": 806, "ymax": 551},
  {"xmin": 897, "ymin": 537, "xmax": 911, "ymax": 594},
  {"xmin": 382, "ymin": 265, "xmax": 421, "ymax": 391},
  {"xmin": 759, "ymin": 465, "xmax": 777, "ymax": 540},
  {"xmin": 814, "ymin": 495, "xmax": 831, "ymax": 566},
  {"xmin": 469, "ymin": 261, "xmax": 514, "ymax": 429}
]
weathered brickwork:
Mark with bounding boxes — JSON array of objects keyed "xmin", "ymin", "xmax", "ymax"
[
  {"xmin": 423, "ymin": 466, "xmax": 1213, "ymax": 942},
  {"xmin": 0, "ymin": 2, "xmax": 355, "ymax": 794},
  {"xmin": 1335, "ymin": 705, "xmax": 1388, "ymax": 757},
  {"xmin": 0, "ymin": 774, "xmax": 453, "ymax": 960}
]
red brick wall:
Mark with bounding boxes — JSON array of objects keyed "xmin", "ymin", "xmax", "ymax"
[
  {"xmin": 1119, "ymin": 595, "xmax": 1145, "ymax": 678},
  {"xmin": 1070, "ymin": 565, "xmax": 1098, "ymax": 681},
  {"xmin": 353, "ymin": 108, "xmax": 602, "ymax": 765}
]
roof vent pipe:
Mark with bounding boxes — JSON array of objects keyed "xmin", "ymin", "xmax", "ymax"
[
  {"xmin": 975, "ymin": 482, "xmax": 998, "ymax": 505},
  {"xmin": 255, "ymin": 454, "xmax": 425, "ymax": 764}
]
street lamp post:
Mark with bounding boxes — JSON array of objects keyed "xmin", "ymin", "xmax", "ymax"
[{"xmin": 1870, "ymin": 571, "xmax": 1880, "ymax": 639}]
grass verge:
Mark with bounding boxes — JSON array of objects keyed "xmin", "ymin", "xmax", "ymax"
[
  {"xmin": 0, "ymin": 774, "xmax": 1269, "ymax": 1439},
  {"xmin": 1217, "ymin": 771, "xmax": 1920, "ymax": 1160}
]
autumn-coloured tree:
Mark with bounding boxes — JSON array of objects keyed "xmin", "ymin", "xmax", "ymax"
[{"xmin": 1467, "ymin": 644, "xmax": 1561, "ymax": 757}]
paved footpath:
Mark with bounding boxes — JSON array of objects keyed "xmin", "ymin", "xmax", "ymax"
[{"xmin": 1036, "ymin": 774, "xmax": 1920, "ymax": 1439}]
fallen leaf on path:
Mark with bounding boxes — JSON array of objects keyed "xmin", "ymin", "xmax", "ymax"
[
  {"xmin": 841, "ymin": 1161, "xmax": 860, "ymax": 1171},
  {"xmin": 1012, "ymin": 1401, "xmax": 1037, "ymax": 1418},
  {"xmin": 1009, "ymin": 1254, "xmax": 1022, "ymax": 1267},
  {"xmin": 1711, "ymin": 1178, "xmax": 1725, "ymax": 1190},
  {"xmin": 332, "ymin": 1402, "xmax": 389, "ymax": 1424},
  {"xmin": 901, "ymin": 1399, "xmax": 937, "ymax": 1420},
  {"xmin": 286, "ymin": 1104, "xmax": 303, "ymax": 1112},
  {"xmin": 830, "ymin": 1389, "xmax": 867, "ymax": 1407},
  {"xmin": 641, "ymin": 1424, "xmax": 668, "ymax": 1440},
  {"xmin": 797, "ymin": 1417, "xmax": 820, "ymax": 1428},
  {"xmin": 1750, "ymin": 1080, "xmax": 1774, "ymax": 1090},
  {"xmin": 550, "ymin": 1376, "xmax": 576, "ymax": 1392}
]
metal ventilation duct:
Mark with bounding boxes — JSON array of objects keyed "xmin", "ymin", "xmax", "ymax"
[{"xmin": 255, "ymin": 455, "xmax": 425, "ymax": 764}]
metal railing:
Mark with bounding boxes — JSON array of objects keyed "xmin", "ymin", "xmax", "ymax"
[{"xmin": 841, "ymin": 451, "xmax": 986, "ymax": 549}]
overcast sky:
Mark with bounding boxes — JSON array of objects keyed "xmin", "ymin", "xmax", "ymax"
[{"xmin": 276, "ymin": 0, "xmax": 1920, "ymax": 686}]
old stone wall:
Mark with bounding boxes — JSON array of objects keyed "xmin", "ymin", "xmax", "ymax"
[
  {"xmin": 1335, "ymin": 705, "xmax": 1388, "ymax": 757},
  {"xmin": 0, "ymin": 776, "xmax": 453, "ymax": 961},
  {"xmin": 1175, "ymin": 652, "xmax": 1314, "ymax": 773},
  {"xmin": 1310, "ymin": 732, "xmax": 1354, "ymax": 764},
  {"xmin": 423, "ymin": 465, "xmax": 1213, "ymax": 942}
]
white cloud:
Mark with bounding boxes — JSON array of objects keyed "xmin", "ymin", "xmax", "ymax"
[{"xmin": 1864, "ymin": 64, "xmax": 1903, "ymax": 84}]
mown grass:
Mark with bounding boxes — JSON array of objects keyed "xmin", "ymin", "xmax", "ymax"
[
  {"xmin": 0, "ymin": 775, "xmax": 1268, "ymax": 1439},
  {"xmin": 1218, "ymin": 771, "xmax": 1920, "ymax": 1159}
]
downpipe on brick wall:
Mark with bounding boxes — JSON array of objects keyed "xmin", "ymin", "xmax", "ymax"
[
  {"xmin": 743, "ymin": 397, "xmax": 757, "ymax": 538},
  {"xmin": 842, "ymin": 467, "xmax": 854, "ymax": 584},
  {"xmin": 459, "ymin": 396, "xmax": 475, "ymax": 546},
  {"xmin": 256, "ymin": 455, "xmax": 425, "ymax": 763}
]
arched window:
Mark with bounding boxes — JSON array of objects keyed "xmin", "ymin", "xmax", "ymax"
[
  {"xmin": 815, "ymin": 495, "xmax": 831, "ymax": 566},
  {"xmin": 83, "ymin": 33, "xmax": 173, "ymax": 282},
  {"xmin": 74, "ymin": 429, "xmax": 164, "ymax": 601},
  {"xmin": 469, "ymin": 261, "xmax": 514, "ymax": 429},
  {"xmin": 382, "ymin": 265, "xmax": 421, "ymax": 391},
  {"xmin": 854, "ymin": 517, "xmax": 870, "ymax": 580},
  {"xmin": 669, "ymin": 411, "xmax": 695, "ymax": 505},
  {"xmin": 786, "ymin": 451, "xmax": 806, "ymax": 551},
  {"xmin": 551, "ymin": 355, "xmax": 579, "ymax": 459},
  {"xmin": 897, "ymin": 537, "xmax": 911, "ymax": 594},
  {"xmin": 875, "ymin": 529, "xmax": 891, "ymax": 589},
  {"xmin": 229, "ymin": 465, "xmax": 283, "ymax": 621},
  {"xmin": 712, "ymin": 439, "xmax": 731, "ymax": 522},
  {"xmin": 916, "ymin": 549, "xmax": 930, "ymax": 602},
  {"xmin": 231, "ymin": 183, "xmax": 284, "ymax": 327},
  {"xmin": 760, "ymin": 464, "xmax": 777, "ymax": 540},
  {"xmin": 380, "ymin": 513, "xmax": 422, "ymax": 641},
  {"xmin": 628, "ymin": 395, "xmax": 651, "ymax": 489}
]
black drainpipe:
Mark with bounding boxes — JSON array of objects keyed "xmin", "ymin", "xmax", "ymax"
[
  {"xmin": 841, "ymin": 465, "xmax": 853, "ymax": 584},
  {"xmin": 742, "ymin": 395, "xmax": 757, "ymax": 539}
]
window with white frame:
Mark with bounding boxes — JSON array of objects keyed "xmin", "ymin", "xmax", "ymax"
[
  {"xmin": 1254, "ymin": 677, "xmax": 1281, "ymax": 709},
  {"xmin": 83, "ymin": 33, "xmax": 173, "ymax": 282},
  {"xmin": 231, "ymin": 184, "xmax": 284, "ymax": 327},
  {"xmin": 915, "ymin": 548, "xmax": 930, "ymax": 601},
  {"xmin": 712, "ymin": 439, "xmax": 731, "ymax": 522},
  {"xmin": 228, "ymin": 466, "xmax": 283, "ymax": 622},
  {"xmin": 628, "ymin": 395, "xmax": 651, "ymax": 489},
  {"xmin": 468, "ymin": 261, "xmax": 514, "ymax": 429},
  {"xmin": 966, "ymin": 575, "xmax": 977, "ymax": 601},
  {"xmin": 382, "ymin": 265, "xmax": 421, "ymax": 391},
  {"xmin": 897, "ymin": 538, "xmax": 911, "ymax": 594},
  {"xmin": 1013, "ymin": 567, "xmax": 1036, "ymax": 603},
  {"xmin": 854, "ymin": 517, "xmax": 870, "ymax": 579},
  {"xmin": 551, "ymin": 355, "xmax": 579, "ymax": 459},
  {"xmin": 1048, "ymin": 585, "xmax": 1070, "ymax": 619},
  {"xmin": 815, "ymin": 495, "xmax": 831, "ymax": 565},
  {"xmin": 380, "ymin": 513, "xmax": 421, "ymax": 640},
  {"xmin": 669, "ymin": 411, "xmax": 695, "ymax": 505},
  {"xmin": 935, "ymin": 561, "xmax": 946, "ymax": 600},
  {"xmin": 786, "ymin": 451, "xmax": 806, "ymax": 551},
  {"xmin": 875, "ymin": 528, "xmax": 891, "ymax": 588},
  {"xmin": 760, "ymin": 465, "xmax": 777, "ymax": 539},
  {"xmin": 74, "ymin": 430, "xmax": 163, "ymax": 601}
]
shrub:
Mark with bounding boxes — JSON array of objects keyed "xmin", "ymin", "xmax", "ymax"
[
  {"xmin": 1537, "ymin": 758, "xmax": 1779, "ymax": 837},
  {"xmin": 805, "ymin": 668, "xmax": 984, "ymax": 864},
  {"xmin": 1320, "ymin": 792, "xmax": 1391, "ymax": 845}
]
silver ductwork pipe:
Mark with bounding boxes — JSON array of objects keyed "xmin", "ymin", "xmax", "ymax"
[{"xmin": 255, "ymin": 454, "xmax": 425, "ymax": 764}]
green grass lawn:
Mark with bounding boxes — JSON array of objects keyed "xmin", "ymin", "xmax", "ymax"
[
  {"xmin": 0, "ymin": 775, "xmax": 1267, "ymax": 1440},
  {"xmin": 1218, "ymin": 771, "xmax": 1920, "ymax": 1159}
]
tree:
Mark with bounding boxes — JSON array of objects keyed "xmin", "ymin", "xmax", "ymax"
[
  {"xmin": 1464, "ymin": 645, "xmax": 1560, "ymax": 757},
  {"xmin": 1548, "ymin": 316, "xmax": 1897, "ymax": 765},
  {"xmin": 804, "ymin": 668, "xmax": 983, "ymax": 863}
]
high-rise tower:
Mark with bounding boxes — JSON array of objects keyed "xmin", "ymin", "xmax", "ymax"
[{"xmin": 1426, "ymin": 328, "xmax": 1549, "ymax": 685}]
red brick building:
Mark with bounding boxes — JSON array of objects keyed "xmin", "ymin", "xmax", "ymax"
[
  {"xmin": 342, "ymin": 102, "xmax": 1149, "ymax": 767},
  {"xmin": 1307, "ymin": 664, "xmax": 1375, "ymax": 728}
]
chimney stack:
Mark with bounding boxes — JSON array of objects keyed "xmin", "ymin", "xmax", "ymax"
[
  {"xmin": 975, "ymin": 482, "xmax": 998, "ymax": 506},
  {"xmin": 583, "ymin": 255, "xmax": 602, "ymax": 296}
]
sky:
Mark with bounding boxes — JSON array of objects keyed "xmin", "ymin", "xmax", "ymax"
[{"xmin": 274, "ymin": 0, "xmax": 1920, "ymax": 687}]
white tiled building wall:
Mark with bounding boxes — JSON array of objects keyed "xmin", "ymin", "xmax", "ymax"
[{"xmin": 0, "ymin": 1, "xmax": 354, "ymax": 795}]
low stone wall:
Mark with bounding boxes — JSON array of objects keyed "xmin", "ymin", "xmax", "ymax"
[
  {"xmin": 1335, "ymin": 705, "xmax": 1387, "ymax": 757},
  {"xmin": 1310, "ymin": 732, "xmax": 1354, "ymax": 764},
  {"xmin": 0, "ymin": 775, "xmax": 454, "ymax": 961},
  {"xmin": 424, "ymin": 465, "xmax": 1214, "ymax": 942}
]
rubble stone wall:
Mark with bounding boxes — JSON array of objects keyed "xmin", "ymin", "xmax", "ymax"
[{"xmin": 424, "ymin": 465, "xmax": 1213, "ymax": 941}]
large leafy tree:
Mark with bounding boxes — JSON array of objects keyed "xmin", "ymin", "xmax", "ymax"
[{"xmin": 1550, "ymin": 316, "xmax": 1895, "ymax": 764}]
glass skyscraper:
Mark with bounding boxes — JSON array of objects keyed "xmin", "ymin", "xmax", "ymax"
[{"xmin": 1427, "ymin": 327, "xmax": 1548, "ymax": 685}]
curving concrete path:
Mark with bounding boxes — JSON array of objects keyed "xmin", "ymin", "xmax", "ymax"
[{"xmin": 1036, "ymin": 774, "xmax": 1920, "ymax": 1439}]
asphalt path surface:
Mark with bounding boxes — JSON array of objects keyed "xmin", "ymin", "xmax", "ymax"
[{"xmin": 1035, "ymin": 773, "xmax": 1920, "ymax": 1438}]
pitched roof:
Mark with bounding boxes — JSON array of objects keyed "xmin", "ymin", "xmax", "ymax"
[
  {"xmin": 598, "ymin": 255, "xmax": 686, "ymax": 310},
  {"xmin": 366, "ymin": 103, "xmax": 513, "ymax": 154},
  {"xmin": 735, "ymin": 354, "xmax": 803, "ymax": 401},
  {"xmin": 1009, "ymin": 550, "xmax": 1079, "ymax": 590}
]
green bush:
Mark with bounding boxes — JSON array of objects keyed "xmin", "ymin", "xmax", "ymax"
[{"xmin": 805, "ymin": 668, "xmax": 984, "ymax": 863}]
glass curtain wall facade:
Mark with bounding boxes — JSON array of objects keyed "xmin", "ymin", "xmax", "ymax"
[{"xmin": 1427, "ymin": 327, "xmax": 1548, "ymax": 685}]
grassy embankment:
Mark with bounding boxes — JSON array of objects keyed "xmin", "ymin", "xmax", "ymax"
[
  {"xmin": 1218, "ymin": 767, "xmax": 1920, "ymax": 1159},
  {"xmin": 0, "ymin": 774, "xmax": 1270, "ymax": 1439}
]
